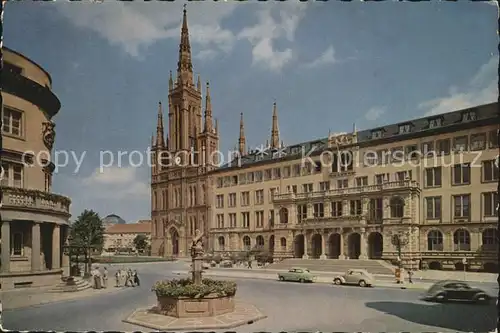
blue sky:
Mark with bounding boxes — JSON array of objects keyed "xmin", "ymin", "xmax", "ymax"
[{"xmin": 4, "ymin": 1, "xmax": 497, "ymax": 223}]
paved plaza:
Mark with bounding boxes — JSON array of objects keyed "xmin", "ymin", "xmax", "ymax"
[{"xmin": 2, "ymin": 262, "xmax": 496, "ymax": 332}]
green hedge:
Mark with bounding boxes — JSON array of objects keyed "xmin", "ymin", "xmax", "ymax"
[
  {"xmin": 92, "ymin": 256, "xmax": 176, "ymax": 264},
  {"xmin": 152, "ymin": 278, "xmax": 237, "ymax": 298}
]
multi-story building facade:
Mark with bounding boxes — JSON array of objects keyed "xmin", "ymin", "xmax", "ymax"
[
  {"xmin": 103, "ymin": 220, "xmax": 151, "ymax": 252},
  {"xmin": 150, "ymin": 8, "xmax": 498, "ymax": 272},
  {"xmin": 1, "ymin": 47, "xmax": 71, "ymax": 289},
  {"xmin": 210, "ymin": 102, "xmax": 498, "ymax": 272}
]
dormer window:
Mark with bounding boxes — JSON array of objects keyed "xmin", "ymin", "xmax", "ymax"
[
  {"xmin": 461, "ymin": 110, "xmax": 477, "ymax": 122},
  {"xmin": 371, "ymin": 130, "xmax": 383, "ymax": 140},
  {"xmin": 429, "ymin": 117, "xmax": 443, "ymax": 129},
  {"xmin": 398, "ymin": 124, "xmax": 411, "ymax": 134}
]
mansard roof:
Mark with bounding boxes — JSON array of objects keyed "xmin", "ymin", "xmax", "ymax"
[{"xmin": 210, "ymin": 101, "xmax": 498, "ymax": 175}]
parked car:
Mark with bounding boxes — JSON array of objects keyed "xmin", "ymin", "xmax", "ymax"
[
  {"xmin": 421, "ymin": 280, "xmax": 491, "ymax": 304},
  {"xmin": 278, "ymin": 267, "xmax": 316, "ymax": 283},
  {"xmin": 220, "ymin": 260, "xmax": 233, "ymax": 268},
  {"xmin": 333, "ymin": 269, "xmax": 375, "ymax": 287}
]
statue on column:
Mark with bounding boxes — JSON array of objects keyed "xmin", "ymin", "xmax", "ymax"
[{"xmin": 191, "ymin": 229, "xmax": 204, "ymax": 258}]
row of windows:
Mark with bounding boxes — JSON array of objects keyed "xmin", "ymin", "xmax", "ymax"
[
  {"xmin": 425, "ymin": 192, "xmax": 498, "ymax": 220},
  {"xmin": 217, "ymin": 228, "xmax": 498, "ymax": 253},
  {"xmin": 213, "ymin": 161, "xmax": 496, "ymax": 210},
  {"xmin": 217, "ymin": 235, "xmax": 286, "ymax": 251},
  {"xmin": 216, "ymin": 159, "xmax": 497, "ymax": 197},
  {"xmin": 427, "ymin": 228, "xmax": 498, "ymax": 251},
  {"xmin": 365, "ymin": 130, "xmax": 498, "ymax": 166},
  {"xmin": 425, "ymin": 161, "xmax": 498, "ymax": 188},
  {"xmin": 216, "ymin": 209, "xmax": 276, "ymax": 229},
  {"xmin": 216, "ymin": 129, "xmax": 498, "ymax": 189},
  {"xmin": 153, "ymin": 185, "xmax": 206, "ymax": 210},
  {"xmin": 214, "ymin": 192, "xmax": 497, "ymax": 228},
  {"xmin": 372, "ymin": 110, "xmax": 479, "ymax": 138}
]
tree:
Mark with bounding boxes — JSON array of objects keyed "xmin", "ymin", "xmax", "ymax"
[
  {"xmin": 133, "ymin": 234, "xmax": 148, "ymax": 253},
  {"xmin": 69, "ymin": 210, "xmax": 104, "ymax": 275}
]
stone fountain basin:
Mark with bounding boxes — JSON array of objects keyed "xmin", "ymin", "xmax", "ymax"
[{"xmin": 155, "ymin": 294, "xmax": 235, "ymax": 318}]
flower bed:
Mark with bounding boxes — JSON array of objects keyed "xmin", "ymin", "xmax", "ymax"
[{"xmin": 151, "ymin": 278, "xmax": 237, "ymax": 317}]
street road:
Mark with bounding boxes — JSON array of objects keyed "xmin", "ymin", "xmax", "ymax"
[{"xmin": 3, "ymin": 262, "xmax": 496, "ymax": 332}]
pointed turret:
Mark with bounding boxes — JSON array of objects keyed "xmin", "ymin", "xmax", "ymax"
[
  {"xmin": 197, "ymin": 75, "xmax": 202, "ymax": 92},
  {"xmin": 204, "ymin": 82, "xmax": 213, "ymax": 133},
  {"xmin": 238, "ymin": 112, "xmax": 246, "ymax": 156},
  {"xmin": 169, "ymin": 71, "xmax": 174, "ymax": 91},
  {"xmin": 215, "ymin": 118, "xmax": 219, "ymax": 135},
  {"xmin": 151, "ymin": 132, "xmax": 154, "ymax": 149},
  {"xmin": 156, "ymin": 101, "xmax": 165, "ymax": 147},
  {"xmin": 270, "ymin": 102, "xmax": 280, "ymax": 149},
  {"xmin": 177, "ymin": 5, "xmax": 193, "ymax": 87}
]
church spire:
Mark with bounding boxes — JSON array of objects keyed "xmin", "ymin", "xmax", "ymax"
[
  {"xmin": 169, "ymin": 70, "xmax": 173, "ymax": 91},
  {"xmin": 156, "ymin": 101, "xmax": 165, "ymax": 147},
  {"xmin": 270, "ymin": 101, "xmax": 280, "ymax": 149},
  {"xmin": 204, "ymin": 82, "xmax": 213, "ymax": 133},
  {"xmin": 238, "ymin": 112, "xmax": 246, "ymax": 156},
  {"xmin": 177, "ymin": 4, "xmax": 193, "ymax": 87}
]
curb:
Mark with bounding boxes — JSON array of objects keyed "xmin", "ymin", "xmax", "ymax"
[
  {"xmin": 172, "ymin": 271, "xmax": 428, "ymax": 291},
  {"xmin": 2, "ymin": 286, "xmax": 129, "ymax": 311}
]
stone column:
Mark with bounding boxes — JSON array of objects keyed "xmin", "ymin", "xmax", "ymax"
[
  {"xmin": 342, "ymin": 200, "xmax": 349, "ymax": 216},
  {"xmin": 338, "ymin": 230, "xmax": 345, "ymax": 259},
  {"xmin": 31, "ymin": 222, "xmax": 41, "ymax": 272},
  {"xmin": 302, "ymin": 232, "xmax": 309, "ymax": 259},
  {"xmin": 52, "ymin": 224, "xmax": 61, "ymax": 270},
  {"xmin": 61, "ymin": 226, "xmax": 70, "ymax": 276},
  {"xmin": 320, "ymin": 233, "xmax": 327, "ymax": 259},
  {"xmin": 359, "ymin": 228, "xmax": 368, "ymax": 259},
  {"xmin": 1, "ymin": 221, "xmax": 11, "ymax": 273}
]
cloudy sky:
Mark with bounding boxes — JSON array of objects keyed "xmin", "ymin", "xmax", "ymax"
[{"xmin": 4, "ymin": 1, "xmax": 497, "ymax": 223}]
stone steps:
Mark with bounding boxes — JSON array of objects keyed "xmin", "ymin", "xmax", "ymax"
[
  {"xmin": 50, "ymin": 277, "xmax": 92, "ymax": 293},
  {"xmin": 268, "ymin": 259, "xmax": 395, "ymax": 275}
]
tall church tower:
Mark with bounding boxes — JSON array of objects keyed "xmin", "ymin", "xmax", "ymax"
[{"xmin": 150, "ymin": 6, "xmax": 218, "ymax": 258}]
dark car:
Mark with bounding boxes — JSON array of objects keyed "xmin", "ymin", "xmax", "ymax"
[{"xmin": 421, "ymin": 280, "xmax": 491, "ymax": 304}]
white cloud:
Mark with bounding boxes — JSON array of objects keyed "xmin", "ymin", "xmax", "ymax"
[
  {"xmin": 82, "ymin": 166, "xmax": 149, "ymax": 200},
  {"xmin": 304, "ymin": 45, "xmax": 336, "ymax": 68},
  {"xmin": 420, "ymin": 56, "xmax": 497, "ymax": 116},
  {"xmin": 237, "ymin": 3, "xmax": 308, "ymax": 72},
  {"xmin": 54, "ymin": 2, "xmax": 238, "ymax": 58},
  {"xmin": 195, "ymin": 49, "xmax": 218, "ymax": 62},
  {"xmin": 365, "ymin": 107, "xmax": 386, "ymax": 121}
]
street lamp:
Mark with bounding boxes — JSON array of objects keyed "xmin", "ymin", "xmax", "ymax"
[{"xmin": 391, "ymin": 231, "xmax": 409, "ymax": 284}]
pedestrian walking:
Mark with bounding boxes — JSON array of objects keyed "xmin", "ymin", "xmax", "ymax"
[
  {"xmin": 408, "ymin": 270, "xmax": 413, "ymax": 284},
  {"xmin": 133, "ymin": 270, "xmax": 140, "ymax": 286},
  {"xmin": 115, "ymin": 270, "xmax": 120, "ymax": 287},
  {"xmin": 102, "ymin": 267, "xmax": 108, "ymax": 288},
  {"xmin": 247, "ymin": 259, "xmax": 252, "ymax": 269}
]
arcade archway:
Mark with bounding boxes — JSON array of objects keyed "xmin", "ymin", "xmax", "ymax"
[
  {"xmin": 294, "ymin": 234, "xmax": 305, "ymax": 258},
  {"xmin": 311, "ymin": 234, "xmax": 322, "ymax": 259},
  {"xmin": 347, "ymin": 233, "xmax": 361, "ymax": 259},
  {"xmin": 327, "ymin": 233, "xmax": 341, "ymax": 259},
  {"xmin": 269, "ymin": 235, "xmax": 275, "ymax": 254},
  {"xmin": 368, "ymin": 232, "xmax": 383, "ymax": 259}
]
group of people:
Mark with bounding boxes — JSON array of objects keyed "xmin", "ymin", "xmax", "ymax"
[
  {"xmin": 115, "ymin": 268, "xmax": 140, "ymax": 287},
  {"xmin": 90, "ymin": 266, "xmax": 109, "ymax": 289}
]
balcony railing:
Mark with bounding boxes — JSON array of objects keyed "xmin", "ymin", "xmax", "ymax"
[
  {"xmin": 2, "ymin": 186, "xmax": 71, "ymax": 215},
  {"xmin": 273, "ymin": 180, "xmax": 420, "ymax": 202}
]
